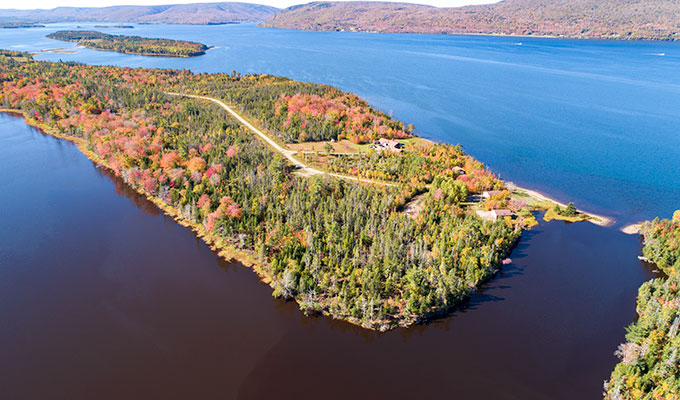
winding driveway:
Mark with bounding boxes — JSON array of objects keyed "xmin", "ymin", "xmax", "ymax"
[{"xmin": 166, "ymin": 92, "xmax": 396, "ymax": 186}]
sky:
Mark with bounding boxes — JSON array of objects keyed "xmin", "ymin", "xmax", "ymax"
[{"xmin": 5, "ymin": 0, "xmax": 500, "ymax": 10}]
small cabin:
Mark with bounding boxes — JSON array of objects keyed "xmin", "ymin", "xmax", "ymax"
[
  {"xmin": 453, "ymin": 166, "xmax": 466, "ymax": 175},
  {"xmin": 491, "ymin": 209, "xmax": 513, "ymax": 221}
]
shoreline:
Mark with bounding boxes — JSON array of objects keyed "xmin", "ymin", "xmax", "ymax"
[
  {"xmin": 0, "ymin": 107, "xmax": 515, "ymax": 331},
  {"xmin": 0, "ymin": 86, "xmax": 616, "ymax": 329},
  {"xmin": 621, "ymin": 223, "xmax": 643, "ymax": 235},
  {"xmin": 29, "ymin": 48, "xmax": 77, "ymax": 55},
  {"xmin": 393, "ymin": 137, "xmax": 615, "ymax": 228},
  {"xmin": 74, "ymin": 44, "xmax": 205, "ymax": 58},
  {"xmin": 505, "ymin": 182, "xmax": 614, "ymax": 227},
  {"xmin": 0, "ymin": 109, "xmax": 262, "ymax": 269},
  {"xmin": 0, "ymin": 109, "xmax": 396, "ymax": 330}
]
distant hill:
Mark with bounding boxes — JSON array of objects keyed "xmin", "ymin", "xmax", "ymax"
[
  {"xmin": 263, "ymin": 0, "xmax": 680, "ymax": 41},
  {"xmin": 0, "ymin": 2, "xmax": 279, "ymax": 25}
]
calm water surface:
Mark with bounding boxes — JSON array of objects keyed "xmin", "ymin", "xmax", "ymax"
[
  {"xmin": 0, "ymin": 23, "xmax": 674, "ymax": 399},
  {"xmin": 0, "ymin": 115, "xmax": 657, "ymax": 398}
]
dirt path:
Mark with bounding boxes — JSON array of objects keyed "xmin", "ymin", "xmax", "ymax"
[
  {"xmin": 166, "ymin": 92, "xmax": 322, "ymax": 176},
  {"xmin": 166, "ymin": 92, "xmax": 396, "ymax": 187}
]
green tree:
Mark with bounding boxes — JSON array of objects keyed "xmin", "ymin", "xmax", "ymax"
[{"xmin": 564, "ymin": 202, "xmax": 577, "ymax": 217}]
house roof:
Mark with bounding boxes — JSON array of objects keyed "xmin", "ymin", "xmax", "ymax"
[
  {"xmin": 491, "ymin": 209, "xmax": 513, "ymax": 216},
  {"xmin": 377, "ymin": 138, "xmax": 400, "ymax": 147}
]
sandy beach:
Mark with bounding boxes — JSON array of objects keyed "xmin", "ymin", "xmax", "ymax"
[{"xmin": 505, "ymin": 182, "xmax": 614, "ymax": 227}]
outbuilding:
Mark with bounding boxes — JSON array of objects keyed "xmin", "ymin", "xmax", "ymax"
[{"xmin": 491, "ymin": 209, "xmax": 513, "ymax": 221}]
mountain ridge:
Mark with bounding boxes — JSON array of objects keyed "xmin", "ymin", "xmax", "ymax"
[
  {"xmin": 0, "ymin": 2, "xmax": 279, "ymax": 25},
  {"xmin": 262, "ymin": 0, "xmax": 680, "ymax": 41}
]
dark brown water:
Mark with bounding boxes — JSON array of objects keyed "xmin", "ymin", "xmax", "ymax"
[{"xmin": 0, "ymin": 114, "xmax": 657, "ymax": 399}]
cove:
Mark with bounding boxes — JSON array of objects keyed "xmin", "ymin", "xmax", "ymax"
[{"xmin": 0, "ymin": 114, "xmax": 657, "ymax": 398}]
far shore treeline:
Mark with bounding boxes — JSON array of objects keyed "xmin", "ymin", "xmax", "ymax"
[
  {"xmin": 263, "ymin": 0, "xmax": 680, "ymax": 42},
  {"xmin": 1, "ymin": 0, "xmax": 677, "ymax": 41}
]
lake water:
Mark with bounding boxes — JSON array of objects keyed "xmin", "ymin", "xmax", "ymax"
[
  {"xmin": 2, "ymin": 23, "xmax": 679, "ymax": 225},
  {"xmin": 0, "ymin": 114, "xmax": 657, "ymax": 399},
  {"xmin": 0, "ymin": 23, "xmax": 675, "ymax": 399}
]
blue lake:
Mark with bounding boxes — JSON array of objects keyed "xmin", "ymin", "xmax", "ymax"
[{"xmin": 2, "ymin": 22, "xmax": 678, "ymax": 225}]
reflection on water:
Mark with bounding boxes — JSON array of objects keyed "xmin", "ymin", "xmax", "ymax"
[
  {"xmin": 93, "ymin": 166, "xmax": 162, "ymax": 217},
  {"xmin": 0, "ymin": 114, "xmax": 658, "ymax": 399}
]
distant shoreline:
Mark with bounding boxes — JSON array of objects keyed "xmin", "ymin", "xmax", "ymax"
[
  {"xmin": 260, "ymin": 24, "xmax": 677, "ymax": 43},
  {"xmin": 262, "ymin": 0, "xmax": 680, "ymax": 43}
]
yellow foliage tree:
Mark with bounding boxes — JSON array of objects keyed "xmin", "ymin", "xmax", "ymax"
[{"xmin": 187, "ymin": 156, "xmax": 206, "ymax": 172}]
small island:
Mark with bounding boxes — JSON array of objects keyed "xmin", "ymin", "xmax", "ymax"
[
  {"xmin": 0, "ymin": 22, "xmax": 44, "ymax": 29},
  {"xmin": 94, "ymin": 25, "xmax": 134, "ymax": 29},
  {"xmin": 46, "ymin": 30, "xmax": 209, "ymax": 57}
]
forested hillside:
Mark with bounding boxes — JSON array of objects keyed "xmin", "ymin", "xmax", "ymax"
[
  {"xmin": 263, "ymin": 0, "xmax": 680, "ymax": 41},
  {"xmin": 0, "ymin": 2, "xmax": 278, "ymax": 25},
  {"xmin": 0, "ymin": 50, "xmax": 528, "ymax": 330},
  {"xmin": 605, "ymin": 213, "xmax": 680, "ymax": 399}
]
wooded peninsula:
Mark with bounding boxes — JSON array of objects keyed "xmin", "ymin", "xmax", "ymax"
[
  {"xmin": 46, "ymin": 30, "xmax": 209, "ymax": 57},
  {"xmin": 0, "ymin": 49, "xmax": 541, "ymax": 330}
]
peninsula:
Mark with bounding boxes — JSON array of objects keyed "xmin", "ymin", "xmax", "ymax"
[
  {"xmin": 0, "ymin": 49, "xmax": 607, "ymax": 330},
  {"xmin": 0, "ymin": 49, "xmax": 563, "ymax": 330},
  {"xmin": 47, "ymin": 30, "xmax": 209, "ymax": 57}
]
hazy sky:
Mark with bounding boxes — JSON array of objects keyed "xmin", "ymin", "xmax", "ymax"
[{"xmin": 7, "ymin": 0, "xmax": 500, "ymax": 10}]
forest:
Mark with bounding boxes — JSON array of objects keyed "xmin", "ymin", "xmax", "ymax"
[
  {"xmin": 46, "ymin": 30, "xmax": 209, "ymax": 57},
  {"xmin": 605, "ymin": 213, "xmax": 680, "ymax": 399},
  {"xmin": 0, "ymin": 50, "xmax": 526, "ymax": 330}
]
